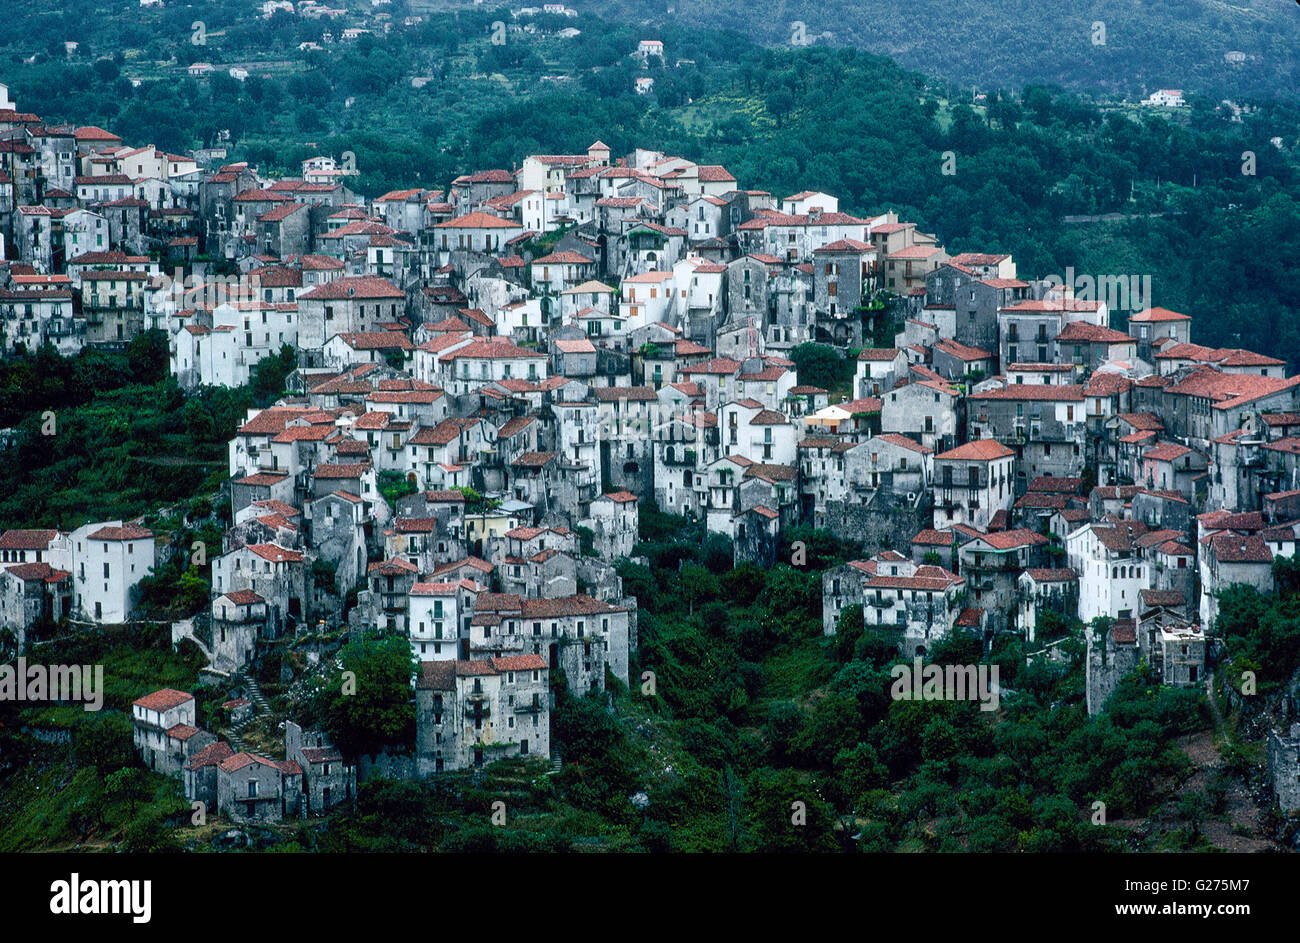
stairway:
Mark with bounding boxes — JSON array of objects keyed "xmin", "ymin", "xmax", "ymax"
[
  {"xmin": 225, "ymin": 670, "xmax": 270, "ymax": 753},
  {"xmin": 238, "ymin": 672, "xmax": 271, "ymax": 715}
]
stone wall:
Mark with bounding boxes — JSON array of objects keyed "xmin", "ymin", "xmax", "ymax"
[
  {"xmin": 1085, "ymin": 629, "xmax": 1140, "ymax": 716},
  {"xmin": 821, "ymin": 493, "xmax": 930, "ymax": 557},
  {"xmin": 1267, "ymin": 725, "xmax": 1300, "ymax": 813}
]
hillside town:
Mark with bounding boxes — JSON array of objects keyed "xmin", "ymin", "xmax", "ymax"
[{"xmin": 0, "ymin": 69, "xmax": 1299, "ymax": 824}]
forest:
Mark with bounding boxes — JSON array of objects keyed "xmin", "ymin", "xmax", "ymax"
[
  {"xmin": 0, "ymin": 335, "xmax": 295, "ymax": 532},
  {"xmin": 1, "ymin": 4, "xmax": 1297, "ymax": 361},
  {"xmin": 601, "ymin": 0, "xmax": 1300, "ymax": 102}
]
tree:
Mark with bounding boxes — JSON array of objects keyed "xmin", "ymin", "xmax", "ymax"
[
  {"xmin": 744, "ymin": 767, "xmax": 837, "ymax": 852},
  {"xmin": 833, "ymin": 604, "xmax": 864, "ymax": 662},
  {"xmin": 105, "ymin": 767, "xmax": 151, "ymax": 818},
  {"xmin": 306, "ymin": 633, "xmax": 416, "ymax": 757},
  {"xmin": 789, "ymin": 343, "xmax": 844, "ymax": 392},
  {"xmin": 766, "ymin": 87, "xmax": 794, "ymax": 127},
  {"xmin": 126, "ymin": 329, "xmax": 168, "ymax": 384}
]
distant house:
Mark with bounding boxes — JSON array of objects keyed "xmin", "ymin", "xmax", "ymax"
[
  {"xmin": 1144, "ymin": 89, "xmax": 1185, "ymax": 107},
  {"xmin": 635, "ymin": 39, "xmax": 664, "ymax": 60}
]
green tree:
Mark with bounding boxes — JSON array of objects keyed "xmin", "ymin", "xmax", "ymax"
[{"xmin": 306, "ymin": 633, "xmax": 416, "ymax": 756}]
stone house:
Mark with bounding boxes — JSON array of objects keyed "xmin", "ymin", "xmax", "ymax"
[
  {"xmin": 256, "ymin": 202, "xmax": 310, "ymax": 258},
  {"xmin": 1199, "ymin": 533, "xmax": 1273, "ymax": 631},
  {"xmin": 731, "ymin": 504, "xmax": 781, "ymax": 566},
  {"xmin": 285, "ymin": 720, "xmax": 355, "ymax": 815},
  {"xmin": 952, "ymin": 273, "xmax": 1034, "ymax": 356},
  {"xmin": 212, "ymin": 542, "xmax": 308, "ymax": 636},
  {"xmin": 1267, "ymin": 724, "xmax": 1300, "ymax": 813},
  {"xmin": 932, "ymin": 338, "xmax": 995, "ymax": 381},
  {"xmin": 415, "ymin": 654, "xmax": 550, "ymax": 776},
  {"xmin": 308, "ymin": 490, "xmax": 368, "ymax": 593},
  {"xmin": 821, "ymin": 559, "xmax": 874, "ymax": 635},
  {"xmin": 860, "ymin": 559, "xmax": 966, "ymax": 655},
  {"xmin": 0, "ymin": 562, "xmax": 72, "ymax": 651},
  {"xmin": 216, "ymin": 752, "xmax": 304, "ymax": 824},
  {"xmin": 957, "ymin": 528, "xmax": 1051, "ymax": 632},
  {"xmin": 1017, "ymin": 568, "xmax": 1078, "ymax": 642},
  {"xmin": 131, "ymin": 688, "xmax": 215, "ymax": 776},
  {"xmin": 855, "ymin": 348, "xmax": 908, "ymax": 398},
  {"xmin": 184, "ymin": 741, "xmax": 234, "ymax": 809},
  {"xmin": 813, "ymin": 238, "xmax": 876, "ymax": 324},
  {"xmin": 211, "ymin": 589, "xmax": 267, "ymax": 673},
  {"xmin": 997, "ymin": 298, "xmax": 1106, "ymax": 373},
  {"xmin": 932, "ymin": 439, "xmax": 1016, "ymax": 530},
  {"xmin": 366, "ymin": 557, "xmax": 419, "ymax": 632},
  {"xmin": 966, "ymin": 384, "xmax": 1087, "ymax": 486},
  {"xmin": 469, "ymin": 592, "xmax": 633, "ymax": 691},
  {"xmin": 881, "ymin": 379, "xmax": 962, "ymax": 453},
  {"xmin": 1085, "ymin": 619, "xmax": 1140, "ymax": 716},
  {"xmin": 1136, "ymin": 611, "xmax": 1206, "ymax": 687},
  {"xmin": 1053, "ymin": 321, "xmax": 1138, "ymax": 373},
  {"xmin": 843, "ymin": 433, "xmax": 932, "ymax": 499},
  {"xmin": 583, "ymin": 491, "xmax": 639, "ymax": 561},
  {"xmin": 1128, "ymin": 306, "xmax": 1192, "ymax": 362}
]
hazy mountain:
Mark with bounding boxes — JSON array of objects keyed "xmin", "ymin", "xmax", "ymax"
[{"xmin": 590, "ymin": 0, "xmax": 1300, "ymax": 99}]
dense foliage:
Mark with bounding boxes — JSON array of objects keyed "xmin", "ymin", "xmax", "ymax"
[
  {"xmin": 287, "ymin": 503, "xmax": 1219, "ymax": 852},
  {"xmin": 303, "ymin": 632, "xmax": 417, "ymax": 757},
  {"xmin": 3, "ymin": 8, "xmax": 1296, "ymax": 363},
  {"xmin": 604, "ymin": 0, "xmax": 1300, "ymax": 101},
  {"xmin": 0, "ymin": 338, "xmax": 293, "ymax": 530},
  {"xmin": 1215, "ymin": 555, "xmax": 1300, "ymax": 699}
]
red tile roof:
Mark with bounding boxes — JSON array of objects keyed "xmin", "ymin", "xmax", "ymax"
[
  {"xmin": 0, "ymin": 529, "xmax": 59, "ymax": 550},
  {"xmin": 299, "ymin": 276, "xmax": 404, "ymax": 300},
  {"xmin": 935, "ymin": 439, "xmax": 1015, "ymax": 461},
  {"xmin": 1129, "ymin": 306, "xmax": 1190, "ymax": 323},
  {"xmin": 87, "ymin": 524, "xmax": 153, "ymax": 541},
  {"xmin": 969, "ymin": 384, "xmax": 1085, "ymax": 402},
  {"xmin": 133, "ymin": 688, "xmax": 192, "ymax": 712}
]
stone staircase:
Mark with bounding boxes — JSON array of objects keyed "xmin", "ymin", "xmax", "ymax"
[{"xmin": 225, "ymin": 669, "xmax": 270, "ymax": 752}]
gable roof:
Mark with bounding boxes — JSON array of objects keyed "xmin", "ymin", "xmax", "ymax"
[{"xmin": 935, "ymin": 439, "xmax": 1014, "ymax": 461}]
